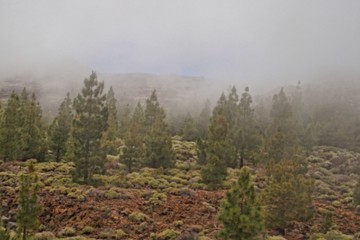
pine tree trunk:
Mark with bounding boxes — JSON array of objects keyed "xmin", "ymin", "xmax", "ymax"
[{"xmin": 22, "ymin": 227, "xmax": 26, "ymax": 240}]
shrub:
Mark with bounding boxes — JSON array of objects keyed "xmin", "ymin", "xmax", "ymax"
[
  {"xmin": 267, "ymin": 236, "xmax": 287, "ymax": 240},
  {"xmin": 81, "ymin": 226, "xmax": 94, "ymax": 235},
  {"xmin": 32, "ymin": 231, "xmax": 56, "ymax": 240},
  {"xmin": 311, "ymin": 230, "xmax": 352, "ymax": 240},
  {"xmin": 151, "ymin": 229, "xmax": 180, "ymax": 240},
  {"xmin": 58, "ymin": 227, "xmax": 76, "ymax": 237},
  {"xmin": 148, "ymin": 192, "xmax": 167, "ymax": 205},
  {"xmin": 128, "ymin": 211, "xmax": 149, "ymax": 223},
  {"xmin": 105, "ymin": 188, "xmax": 119, "ymax": 199},
  {"xmin": 353, "ymin": 179, "xmax": 360, "ymax": 205}
]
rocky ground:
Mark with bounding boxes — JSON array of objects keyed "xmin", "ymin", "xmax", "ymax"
[{"xmin": 1, "ymin": 140, "xmax": 360, "ymax": 239}]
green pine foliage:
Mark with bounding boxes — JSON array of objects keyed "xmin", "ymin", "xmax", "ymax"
[
  {"xmin": 0, "ymin": 207, "xmax": 11, "ymax": 240},
  {"xmin": 218, "ymin": 168, "xmax": 264, "ymax": 240},
  {"xmin": 0, "ymin": 90, "xmax": 46, "ymax": 162},
  {"xmin": 72, "ymin": 72, "xmax": 108, "ymax": 184},
  {"xmin": 196, "ymin": 138, "xmax": 207, "ymax": 165},
  {"xmin": 235, "ymin": 87, "xmax": 259, "ymax": 168},
  {"xmin": 102, "ymin": 86, "xmax": 119, "ymax": 155},
  {"xmin": 0, "ymin": 91, "xmax": 22, "ymax": 161},
  {"xmin": 20, "ymin": 90, "xmax": 46, "ymax": 161},
  {"xmin": 143, "ymin": 90, "xmax": 174, "ymax": 168},
  {"xmin": 121, "ymin": 102, "xmax": 145, "ymax": 172},
  {"xmin": 201, "ymin": 94, "xmax": 235, "ymax": 189},
  {"xmin": 118, "ymin": 104, "xmax": 131, "ymax": 139},
  {"xmin": 16, "ymin": 162, "xmax": 42, "ymax": 240},
  {"xmin": 261, "ymin": 160, "xmax": 314, "ymax": 234},
  {"xmin": 181, "ymin": 113, "xmax": 199, "ymax": 141},
  {"xmin": 264, "ymin": 88, "xmax": 301, "ymax": 162},
  {"xmin": 353, "ymin": 178, "xmax": 360, "ymax": 206},
  {"xmin": 48, "ymin": 93, "xmax": 73, "ymax": 162},
  {"xmin": 105, "ymin": 86, "xmax": 118, "ymax": 140},
  {"xmin": 197, "ymin": 99, "xmax": 211, "ymax": 138}
]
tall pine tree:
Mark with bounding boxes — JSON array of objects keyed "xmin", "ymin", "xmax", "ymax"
[
  {"xmin": 261, "ymin": 160, "xmax": 314, "ymax": 234},
  {"xmin": 143, "ymin": 90, "xmax": 174, "ymax": 168},
  {"xmin": 218, "ymin": 168, "xmax": 264, "ymax": 240},
  {"xmin": 72, "ymin": 72, "xmax": 108, "ymax": 184},
  {"xmin": 121, "ymin": 102, "xmax": 145, "ymax": 172},
  {"xmin": 48, "ymin": 93, "xmax": 73, "ymax": 162},
  {"xmin": 181, "ymin": 113, "xmax": 199, "ymax": 141},
  {"xmin": 102, "ymin": 86, "xmax": 119, "ymax": 155},
  {"xmin": 17, "ymin": 162, "xmax": 42, "ymax": 240},
  {"xmin": 0, "ymin": 91, "xmax": 22, "ymax": 161},
  {"xmin": 118, "ymin": 104, "xmax": 131, "ymax": 139},
  {"xmin": 19, "ymin": 90, "xmax": 46, "ymax": 161},
  {"xmin": 235, "ymin": 87, "xmax": 259, "ymax": 168},
  {"xmin": 268, "ymin": 88, "xmax": 297, "ymax": 161},
  {"xmin": 201, "ymin": 93, "xmax": 235, "ymax": 189},
  {"xmin": 197, "ymin": 99, "xmax": 211, "ymax": 138}
]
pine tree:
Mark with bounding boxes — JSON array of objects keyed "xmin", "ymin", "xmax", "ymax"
[
  {"xmin": 235, "ymin": 87, "xmax": 259, "ymax": 168},
  {"xmin": 105, "ymin": 86, "xmax": 118, "ymax": 140},
  {"xmin": 17, "ymin": 162, "xmax": 42, "ymax": 240},
  {"xmin": 196, "ymin": 138, "xmax": 207, "ymax": 165},
  {"xmin": 118, "ymin": 104, "xmax": 131, "ymax": 139},
  {"xmin": 19, "ymin": 90, "xmax": 46, "ymax": 161},
  {"xmin": 218, "ymin": 168, "xmax": 264, "ymax": 240},
  {"xmin": 121, "ymin": 102, "xmax": 145, "ymax": 172},
  {"xmin": 201, "ymin": 94, "xmax": 235, "ymax": 189},
  {"xmin": 0, "ymin": 91, "xmax": 22, "ymax": 161},
  {"xmin": 268, "ymin": 88, "xmax": 298, "ymax": 161},
  {"xmin": 143, "ymin": 90, "xmax": 174, "ymax": 168},
  {"xmin": 353, "ymin": 178, "xmax": 360, "ymax": 206},
  {"xmin": 64, "ymin": 127, "xmax": 76, "ymax": 162},
  {"xmin": 0, "ymin": 207, "xmax": 11, "ymax": 240},
  {"xmin": 48, "ymin": 93, "xmax": 73, "ymax": 162},
  {"xmin": 102, "ymin": 86, "xmax": 119, "ymax": 154},
  {"xmin": 197, "ymin": 99, "xmax": 211, "ymax": 138},
  {"xmin": 261, "ymin": 160, "xmax": 314, "ymax": 234},
  {"xmin": 181, "ymin": 113, "xmax": 199, "ymax": 141},
  {"xmin": 225, "ymin": 86, "xmax": 239, "ymax": 129},
  {"xmin": 72, "ymin": 72, "xmax": 108, "ymax": 184}
]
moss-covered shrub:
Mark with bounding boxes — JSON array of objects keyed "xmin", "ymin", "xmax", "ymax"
[
  {"xmin": 32, "ymin": 231, "xmax": 56, "ymax": 240},
  {"xmin": 99, "ymin": 229, "xmax": 127, "ymax": 239},
  {"xmin": 105, "ymin": 187, "xmax": 120, "ymax": 199},
  {"xmin": 311, "ymin": 230, "xmax": 352, "ymax": 240},
  {"xmin": 81, "ymin": 226, "xmax": 94, "ymax": 235},
  {"xmin": 150, "ymin": 229, "xmax": 180, "ymax": 240},
  {"xmin": 267, "ymin": 236, "xmax": 287, "ymax": 240},
  {"xmin": 58, "ymin": 227, "xmax": 76, "ymax": 237},
  {"xmin": 128, "ymin": 211, "xmax": 149, "ymax": 223},
  {"xmin": 147, "ymin": 192, "xmax": 167, "ymax": 205}
]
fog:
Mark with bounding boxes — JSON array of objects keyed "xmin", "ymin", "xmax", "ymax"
[{"xmin": 1, "ymin": 0, "xmax": 360, "ymax": 93}]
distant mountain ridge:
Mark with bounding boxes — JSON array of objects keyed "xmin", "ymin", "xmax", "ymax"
[{"xmin": 0, "ymin": 72, "xmax": 209, "ymax": 116}]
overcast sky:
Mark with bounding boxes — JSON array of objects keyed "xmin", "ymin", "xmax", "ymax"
[{"xmin": 1, "ymin": 0, "xmax": 360, "ymax": 89}]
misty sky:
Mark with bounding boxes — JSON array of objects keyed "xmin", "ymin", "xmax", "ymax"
[{"xmin": 1, "ymin": 0, "xmax": 360, "ymax": 89}]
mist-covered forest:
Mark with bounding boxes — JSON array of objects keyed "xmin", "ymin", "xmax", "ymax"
[
  {"xmin": 1, "ymin": 71, "xmax": 360, "ymax": 240},
  {"xmin": 1, "ymin": 1, "xmax": 360, "ymax": 240}
]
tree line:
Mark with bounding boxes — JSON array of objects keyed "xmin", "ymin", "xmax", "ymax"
[{"xmin": 1, "ymin": 72, "xmax": 359, "ymax": 238}]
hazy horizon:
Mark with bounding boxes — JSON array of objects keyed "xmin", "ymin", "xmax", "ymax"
[{"xmin": 1, "ymin": 1, "xmax": 360, "ymax": 93}]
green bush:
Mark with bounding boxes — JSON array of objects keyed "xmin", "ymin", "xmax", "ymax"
[
  {"xmin": 105, "ymin": 188, "xmax": 120, "ymax": 199},
  {"xmin": 99, "ymin": 229, "xmax": 127, "ymax": 239},
  {"xmin": 148, "ymin": 192, "xmax": 167, "ymax": 205},
  {"xmin": 128, "ymin": 211, "xmax": 149, "ymax": 223},
  {"xmin": 353, "ymin": 179, "xmax": 360, "ymax": 205},
  {"xmin": 32, "ymin": 231, "xmax": 56, "ymax": 240},
  {"xmin": 311, "ymin": 230, "xmax": 352, "ymax": 240},
  {"xmin": 151, "ymin": 229, "xmax": 179, "ymax": 240},
  {"xmin": 81, "ymin": 226, "xmax": 94, "ymax": 235},
  {"xmin": 58, "ymin": 227, "xmax": 76, "ymax": 237}
]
